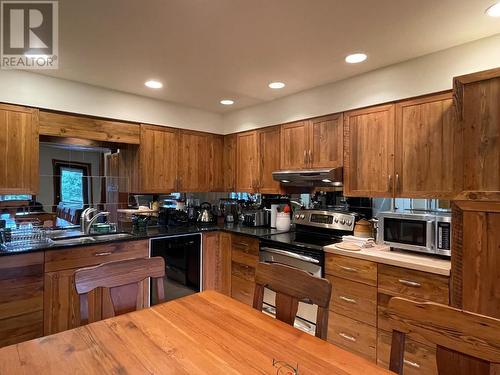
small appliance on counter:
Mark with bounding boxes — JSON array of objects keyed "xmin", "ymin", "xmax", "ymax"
[
  {"xmin": 377, "ymin": 210, "xmax": 451, "ymax": 257},
  {"xmin": 158, "ymin": 207, "xmax": 190, "ymax": 226},
  {"xmin": 242, "ymin": 210, "xmax": 269, "ymax": 227},
  {"xmin": 197, "ymin": 202, "xmax": 217, "ymax": 225}
]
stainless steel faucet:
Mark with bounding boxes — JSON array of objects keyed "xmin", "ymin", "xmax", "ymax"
[{"xmin": 80, "ymin": 208, "xmax": 110, "ymax": 234}]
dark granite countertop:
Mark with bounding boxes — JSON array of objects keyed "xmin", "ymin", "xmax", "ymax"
[{"xmin": 0, "ymin": 224, "xmax": 289, "ymax": 256}]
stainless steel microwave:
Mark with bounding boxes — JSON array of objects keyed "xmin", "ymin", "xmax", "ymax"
[{"xmin": 377, "ymin": 211, "xmax": 451, "ymax": 257}]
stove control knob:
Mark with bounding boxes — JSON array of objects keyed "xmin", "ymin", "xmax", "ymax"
[
  {"xmin": 340, "ymin": 219, "xmax": 346, "ymax": 225},
  {"xmin": 334, "ymin": 217, "xmax": 339, "ymax": 223},
  {"xmin": 300, "ymin": 214, "xmax": 305, "ymax": 219},
  {"xmin": 295, "ymin": 214, "xmax": 300, "ymax": 219},
  {"xmin": 346, "ymin": 220, "xmax": 352, "ymax": 226}
]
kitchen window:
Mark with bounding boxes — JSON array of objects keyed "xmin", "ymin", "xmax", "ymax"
[{"xmin": 53, "ymin": 160, "xmax": 91, "ymax": 208}]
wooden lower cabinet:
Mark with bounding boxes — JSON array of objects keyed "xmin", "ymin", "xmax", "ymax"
[
  {"xmin": 202, "ymin": 232, "xmax": 231, "ymax": 295},
  {"xmin": 44, "ymin": 240, "xmax": 149, "ymax": 335},
  {"xmin": 230, "ymin": 234, "xmax": 259, "ymax": 306},
  {"xmin": 324, "ymin": 253, "xmax": 449, "ymax": 371},
  {"xmin": 328, "ymin": 311, "xmax": 377, "ymax": 361},
  {"xmin": 327, "ymin": 275, "xmax": 377, "ymax": 326},
  {"xmin": 0, "ymin": 253, "xmax": 44, "ymax": 348},
  {"xmin": 377, "ymin": 330, "xmax": 437, "ymax": 375}
]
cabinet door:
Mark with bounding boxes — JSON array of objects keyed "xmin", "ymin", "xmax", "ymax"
[
  {"xmin": 0, "ymin": 104, "xmax": 39, "ymax": 194},
  {"xmin": 223, "ymin": 134, "xmax": 237, "ymax": 192},
  {"xmin": 202, "ymin": 232, "xmax": 231, "ymax": 295},
  {"xmin": 461, "ymin": 76, "xmax": 500, "ymax": 198},
  {"xmin": 258, "ymin": 126, "xmax": 281, "ymax": 194},
  {"xmin": 0, "ymin": 253, "xmax": 44, "ymax": 347},
  {"xmin": 344, "ymin": 104, "xmax": 395, "ymax": 197},
  {"xmin": 178, "ymin": 130, "xmax": 209, "ymax": 192},
  {"xmin": 451, "ymin": 201, "xmax": 500, "ymax": 319},
  {"xmin": 280, "ymin": 120, "xmax": 310, "ymax": 170},
  {"xmin": 310, "ymin": 113, "xmax": 343, "ymax": 169},
  {"xmin": 395, "ymin": 93, "xmax": 461, "ymax": 198},
  {"xmin": 208, "ymin": 135, "xmax": 224, "ymax": 192},
  {"xmin": 236, "ymin": 131, "xmax": 258, "ymax": 192},
  {"xmin": 139, "ymin": 125, "xmax": 179, "ymax": 193},
  {"xmin": 44, "ymin": 268, "xmax": 102, "ymax": 335}
]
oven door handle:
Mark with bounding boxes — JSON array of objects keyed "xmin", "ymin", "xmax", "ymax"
[{"xmin": 260, "ymin": 247, "xmax": 320, "ymax": 264}]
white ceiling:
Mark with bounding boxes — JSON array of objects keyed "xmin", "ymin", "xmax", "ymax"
[{"xmin": 42, "ymin": 0, "xmax": 500, "ymax": 113}]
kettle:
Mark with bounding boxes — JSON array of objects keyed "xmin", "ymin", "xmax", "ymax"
[{"xmin": 197, "ymin": 202, "xmax": 214, "ymax": 223}]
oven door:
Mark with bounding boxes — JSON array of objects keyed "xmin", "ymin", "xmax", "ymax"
[
  {"xmin": 379, "ymin": 216, "xmax": 434, "ymax": 253},
  {"xmin": 259, "ymin": 247, "xmax": 322, "ymax": 335}
]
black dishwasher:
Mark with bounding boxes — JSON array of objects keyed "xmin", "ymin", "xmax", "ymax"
[{"xmin": 150, "ymin": 234, "xmax": 202, "ymax": 304}]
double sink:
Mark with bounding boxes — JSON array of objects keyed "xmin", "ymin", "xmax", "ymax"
[{"xmin": 49, "ymin": 232, "xmax": 134, "ymax": 246}]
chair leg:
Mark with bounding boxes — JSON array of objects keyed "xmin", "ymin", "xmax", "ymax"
[{"xmin": 389, "ymin": 330, "xmax": 406, "ymax": 375}]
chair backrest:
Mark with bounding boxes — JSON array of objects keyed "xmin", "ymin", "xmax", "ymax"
[
  {"xmin": 388, "ymin": 297, "xmax": 500, "ymax": 375},
  {"xmin": 75, "ymin": 257, "xmax": 165, "ymax": 325},
  {"xmin": 253, "ymin": 262, "xmax": 332, "ymax": 339}
]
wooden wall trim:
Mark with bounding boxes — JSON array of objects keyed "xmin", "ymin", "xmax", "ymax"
[
  {"xmin": 39, "ymin": 111, "xmax": 140, "ymax": 144},
  {"xmin": 450, "ymin": 202, "xmax": 463, "ymax": 309},
  {"xmin": 454, "ymin": 67, "xmax": 500, "ymax": 85}
]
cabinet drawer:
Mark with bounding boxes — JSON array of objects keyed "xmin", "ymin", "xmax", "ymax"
[
  {"xmin": 231, "ymin": 275, "xmax": 255, "ymax": 306},
  {"xmin": 45, "ymin": 240, "xmax": 149, "ymax": 272},
  {"xmin": 327, "ymin": 276, "xmax": 377, "ymax": 326},
  {"xmin": 377, "ymin": 292, "xmax": 435, "ymax": 347},
  {"xmin": 325, "ymin": 254, "xmax": 377, "ymax": 286},
  {"xmin": 378, "ymin": 264, "xmax": 449, "ymax": 304},
  {"xmin": 327, "ymin": 312, "xmax": 377, "ymax": 362},
  {"xmin": 231, "ymin": 234, "xmax": 259, "ymax": 255},
  {"xmin": 231, "ymin": 261, "xmax": 255, "ymax": 281},
  {"xmin": 377, "ymin": 330, "xmax": 437, "ymax": 375},
  {"xmin": 231, "ymin": 235, "xmax": 259, "ymax": 267}
]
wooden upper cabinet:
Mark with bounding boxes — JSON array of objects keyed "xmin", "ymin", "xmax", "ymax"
[
  {"xmin": 39, "ymin": 111, "xmax": 140, "ymax": 144},
  {"xmin": 280, "ymin": 120, "xmax": 310, "ymax": 170},
  {"xmin": 344, "ymin": 104, "xmax": 395, "ymax": 197},
  {"xmin": 139, "ymin": 125, "xmax": 179, "ymax": 193},
  {"xmin": 0, "ymin": 104, "xmax": 39, "ymax": 195},
  {"xmin": 208, "ymin": 134, "xmax": 224, "ymax": 192},
  {"xmin": 223, "ymin": 134, "xmax": 237, "ymax": 192},
  {"xmin": 257, "ymin": 126, "xmax": 281, "ymax": 194},
  {"xmin": 236, "ymin": 131, "xmax": 258, "ymax": 192},
  {"xmin": 178, "ymin": 130, "xmax": 209, "ymax": 192},
  {"xmin": 310, "ymin": 113, "xmax": 343, "ymax": 169},
  {"xmin": 454, "ymin": 68, "xmax": 500, "ymax": 201},
  {"xmin": 280, "ymin": 115, "xmax": 343, "ymax": 171},
  {"xmin": 395, "ymin": 93, "xmax": 461, "ymax": 198}
]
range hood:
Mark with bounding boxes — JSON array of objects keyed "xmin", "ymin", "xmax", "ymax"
[{"xmin": 272, "ymin": 167, "xmax": 343, "ymax": 187}]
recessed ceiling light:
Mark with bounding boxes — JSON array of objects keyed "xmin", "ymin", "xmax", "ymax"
[
  {"xmin": 145, "ymin": 80, "xmax": 163, "ymax": 89},
  {"xmin": 345, "ymin": 53, "xmax": 368, "ymax": 64},
  {"xmin": 486, "ymin": 2, "xmax": 500, "ymax": 17},
  {"xmin": 220, "ymin": 99, "xmax": 234, "ymax": 105},
  {"xmin": 269, "ymin": 82, "xmax": 285, "ymax": 89}
]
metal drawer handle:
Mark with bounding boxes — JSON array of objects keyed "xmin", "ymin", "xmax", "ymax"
[
  {"xmin": 398, "ymin": 279, "xmax": 421, "ymax": 288},
  {"xmin": 404, "ymin": 360, "xmax": 421, "ymax": 368},
  {"xmin": 234, "ymin": 242, "xmax": 249, "ymax": 248},
  {"xmin": 339, "ymin": 266, "xmax": 358, "ymax": 273},
  {"xmin": 94, "ymin": 252, "xmax": 112, "ymax": 256},
  {"xmin": 338, "ymin": 332, "xmax": 356, "ymax": 342},
  {"xmin": 339, "ymin": 296, "xmax": 357, "ymax": 304}
]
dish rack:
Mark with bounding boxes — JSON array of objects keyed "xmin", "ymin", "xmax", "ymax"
[{"xmin": 0, "ymin": 226, "xmax": 53, "ymax": 252}]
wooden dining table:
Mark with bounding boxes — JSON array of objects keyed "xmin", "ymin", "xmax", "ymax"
[{"xmin": 0, "ymin": 290, "xmax": 393, "ymax": 374}]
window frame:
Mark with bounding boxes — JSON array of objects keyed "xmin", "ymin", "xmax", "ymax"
[{"xmin": 52, "ymin": 160, "xmax": 92, "ymax": 209}]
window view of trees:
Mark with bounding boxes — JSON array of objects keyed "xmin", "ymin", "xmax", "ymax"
[{"xmin": 60, "ymin": 167, "xmax": 84, "ymax": 207}]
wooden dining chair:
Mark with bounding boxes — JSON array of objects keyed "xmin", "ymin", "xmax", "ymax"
[
  {"xmin": 252, "ymin": 262, "xmax": 332, "ymax": 340},
  {"xmin": 387, "ymin": 297, "xmax": 500, "ymax": 375},
  {"xmin": 75, "ymin": 257, "xmax": 166, "ymax": 325}
]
